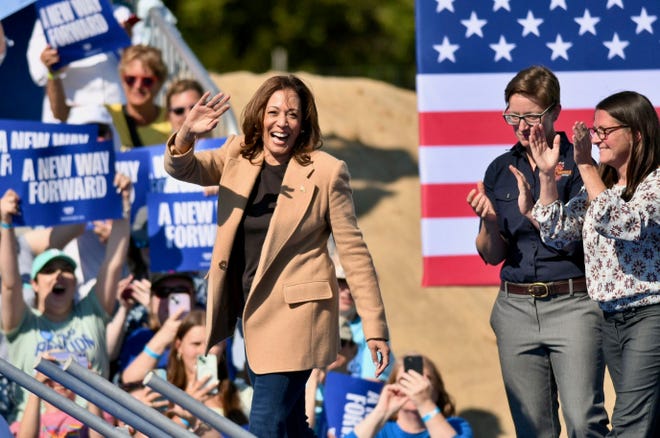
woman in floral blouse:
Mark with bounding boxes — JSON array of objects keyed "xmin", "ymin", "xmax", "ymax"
[{"xmin": 512, "ymin": 90, "xmax": 660, "ymax": 437}]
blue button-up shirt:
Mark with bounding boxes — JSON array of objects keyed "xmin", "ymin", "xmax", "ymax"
[{"xmin": 482, "ymin": 132, "xmax": 585, "ymax": 283}]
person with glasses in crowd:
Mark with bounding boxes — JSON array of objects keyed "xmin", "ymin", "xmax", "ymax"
[
  {"xmin": 466, "ymin": 65, "xmax": 609, "ymax": 437},
  {"xmin": 166, "ymin": 79, "xmax": 208, "ymax": 134},
  {"xmin": 107, "ymin": 44, "xmax": 171, "ymax": 150},
  {"xmin": 118, "ymin": 272, "xmax": 199, "ymax": 384},
  {"xmin": 511, "ymin": 90, "xmax": 660, "ymax": 437}
]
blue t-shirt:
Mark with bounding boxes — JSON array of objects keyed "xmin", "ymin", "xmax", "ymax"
[{"xmin": 344, "ymin": 417, "xmax": 472, "ymax": 438}]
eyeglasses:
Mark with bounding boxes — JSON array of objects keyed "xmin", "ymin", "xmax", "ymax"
[
  {"xmin": 169, "ymin": 104, "xmax": 195, "ymax": 116},
  {"xmin": 589, "ymin": 125, "xmax": 629, "ymax": 141},
  {"xmin": 153, "ymin": 285, "xmax": 192, "ymax": 298},
  {"xmin": 123, "ymin": 75, "xmax": 156, "ymax": 89},
  {"xmin": 502, "ymin": 104, "xmax": 555, "ymax": 126}
]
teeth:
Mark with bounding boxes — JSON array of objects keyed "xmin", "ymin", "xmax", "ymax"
[{"xmin": 272, "ymin": 132, "xmax": 288, "ymax": 139}]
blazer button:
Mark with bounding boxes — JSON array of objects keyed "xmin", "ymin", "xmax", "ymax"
[{"xmin": 218, "ymin": 261, "xmax": 228, "ymax": 271}]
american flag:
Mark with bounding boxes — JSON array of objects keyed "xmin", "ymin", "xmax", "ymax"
[{"xmin": 416, "ymin": 0, "xmax": 660, "ymax": 286}]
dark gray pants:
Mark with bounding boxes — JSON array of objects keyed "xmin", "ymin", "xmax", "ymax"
[
  {"xmin": 491, "ymin": 291, "xmax": 609, "ymax": 438},
  {"xmin": 603, "ymin": 302, "xmax": 660, "ymax": 438}
]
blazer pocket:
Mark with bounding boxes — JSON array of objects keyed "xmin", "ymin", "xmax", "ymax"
[{"xmin": 283, "ymin": 281, "xmax": 333, "ymax": 304}]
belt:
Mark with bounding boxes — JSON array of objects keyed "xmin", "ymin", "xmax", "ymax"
[{"xmin": 501, "ymin": 277, "xmax": 587, "ymax": 298}]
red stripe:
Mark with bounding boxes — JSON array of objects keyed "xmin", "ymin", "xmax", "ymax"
[
  {"xmin": 419, "ymin": 109, "xmax": 596, "ymax": 146},
  {"xmin": 421, "ymin": 183, "xmax": 476, "ymax": 217},
  {"xmin": 422, "ymin": 255, "xmax": 501, "ymax": 286}
]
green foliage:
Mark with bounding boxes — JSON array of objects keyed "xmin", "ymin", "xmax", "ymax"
[{"xmin": 163, "ymin": 0, "xmax": 416, "ymax": 89}]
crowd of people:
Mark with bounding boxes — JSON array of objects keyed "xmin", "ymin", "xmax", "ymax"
[{"xmin": 1, "ymin": 2, "xmax": 659, "ymax": 437}]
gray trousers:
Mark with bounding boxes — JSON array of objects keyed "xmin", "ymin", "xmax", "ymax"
[
  {"xmin": 603, "ymin": 302, "xmax": 660, "ymax": 437},
  {"xmin": 490, "ymin": 291, "xmax": 610, "ymax": 438}
]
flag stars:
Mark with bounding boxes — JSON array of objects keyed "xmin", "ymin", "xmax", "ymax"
[
  {"xmin": 518, "ymin": 10, "xmax": 543, "ymax": 37},
  {"xmin": 461, "ymin": 11, "xmax": 487, "ymax": 38},
  {"xmin": 606, "ymin": 0, "xmax": 624, "ymax": 9},
  {"xmin": 489, "ymin": 35, "xmax": 516, "ymax": 61},
  {"xmin": 549, "ymin": 0, "xmax": 567, "ymax": 11},
  {"xmin": 575, "ymin": 9, "xmax": 600, "ymax": 36},
  {"xmin": 433, "ymin": 36, "xmax": 460, "ymax": 63},
  {"xmin": 493, "ymin": 0, "xmax": 511, "ymax": 12},
  {"xmin": 631, "ymin": 8, "xmax": 657, "ymax": 34},
  {"xmin": 603, "ymin": 33, "xmax": 629, "ymax": 59},
  {"xmin": 546, "ymin": 34, "xmax": 573, "ymax": 60},
  {"xmin": 435, "ymin": 0, "xmax": 455, "ymax": 13}
]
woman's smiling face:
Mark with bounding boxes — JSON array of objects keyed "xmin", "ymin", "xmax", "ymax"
[{"xmin": 261, "ymin": 88, "xmax": 302, "ymax": 165}]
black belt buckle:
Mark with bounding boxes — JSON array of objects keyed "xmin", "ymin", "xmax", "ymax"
[{"xmin": 528, "ymin": 282, "xmax": 550, "ymax": 298}]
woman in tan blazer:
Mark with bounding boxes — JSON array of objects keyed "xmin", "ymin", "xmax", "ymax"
[{"xmin": 164, "ymin": 75, "xmax": 390, "ymax": 437}]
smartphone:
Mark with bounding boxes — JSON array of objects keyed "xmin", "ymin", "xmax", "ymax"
[
  {"xmin": 196, "ymin": 354, "xmax": 219, "ymax": 395},
  {"xmin": 403, "ymin": 355, "xmax": 424, "ymax": 374},
  {"xmin": 168, "ymin": 293, "xmax": 191, "ymax": 318},
  {"xmin": 49, "ymin": 351, "xmax": 89, "ymax": 369}
]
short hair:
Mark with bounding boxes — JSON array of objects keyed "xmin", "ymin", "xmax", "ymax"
[
  {"xmin": 240, "ymin": 75, "xmax": 322, "ymax": 166},
  {"xmin": 504, "ymin": 65, "xmax": 560, "ymax": 109},
  {"xmin": 119, "ymin": 44, "xmax": 168, "ymax": 83},
  {"xmin": 165, "ymin": 78, "xmax": 205, "ymax": 109},
  {"xmin": 595, "ymin": 91, "xmax": 660, "ymax": 200}
]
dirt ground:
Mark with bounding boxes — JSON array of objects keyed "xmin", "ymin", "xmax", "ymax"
[{"xmin": 210, "ymin": 71, "xmax": 615, "ymax": 437}]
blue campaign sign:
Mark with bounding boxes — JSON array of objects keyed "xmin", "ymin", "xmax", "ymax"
[
  {"xmin": 36, "ymin": 0, "xmax": 131, "ymax": 69},
  {"xmin": 149, "ymin": 137, "xmax": 226, "ymax": 194},
  {"xmin": 147, "ymin": 192, "xmax": 217, "ymax": 273},
  {"xmin": 0, "ymin": 0, "xmax": 36, "ymax": 20},
  {"xmin": 324, "ymin": 372, "xmax": 384, "ymax": 438},
  {"xmin": 115, "ymin": 146, "xmax": 151, "ymax": 223},
  {"xmin": 0, "ymin": 119, "xmax": 121, "ymax": 227}
]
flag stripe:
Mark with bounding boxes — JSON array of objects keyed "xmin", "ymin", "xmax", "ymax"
[
  {"xmin": 420, "ymin": 109, "xmax": 611, "ymax": 146},
  {"xmin": 421, "ymin": 217, "xmax": 480, "ymax": 256},
  {"xmin": 417, "ymin": 70, "xmax": 660, "ymax": 112},
  {"xmin": 421, "ymin": 183, "xmax": 478, "ymax": 217},
  {"xmin": 423, "ymin": 255, "xmax": 501, "ymax": 286},
  {"xmin": 419, "ymin": 145, "xmax": 506, "ymax": 184}
]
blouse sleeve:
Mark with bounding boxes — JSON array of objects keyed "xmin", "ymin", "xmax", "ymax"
[
  {"xmin": 532, "ymin": 188, "xmax": 588, "ymax": 250},
  {"xmin": 589, "ymin": 170, "xmax": 660, "ymax": 242}
]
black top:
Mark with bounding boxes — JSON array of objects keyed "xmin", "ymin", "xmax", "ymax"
[
  {"xmin": 483, "ymin": 132, "xmax": 586, "ymax": 283},
  {"xmin": 229, "ymin": 161, "xmax": 287, "ymax": 302}
]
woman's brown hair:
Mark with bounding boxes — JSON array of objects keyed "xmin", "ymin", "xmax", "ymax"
[
  {"xmin": 166, "ymin": 310, "xmax": 248, "ymax": 425},
  {"xmin": 240, "ymin": 75, "xmax": 322, "ymax": 165},
  {"xmin": 387, "ymin": 354, "xmax": 456, "ymax": 418},
  {"xmin": 594, "ymin": 91, "xmax": 660, "ymax": 201}
]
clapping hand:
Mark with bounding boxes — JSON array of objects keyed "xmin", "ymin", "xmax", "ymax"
[{"xmin": 528, "ymin": 124, "xmax": 560, "ymax": 175}]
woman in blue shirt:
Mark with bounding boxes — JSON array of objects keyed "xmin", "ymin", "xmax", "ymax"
[{"xmin": 346, "ymin": 354, "xmax": 471, "ymax": 438}]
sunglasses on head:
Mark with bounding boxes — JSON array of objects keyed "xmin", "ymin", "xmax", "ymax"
[
  {"xmin": 153, "ymin": 285, "xmax": 192, "ymax": 298},
  {"xmin": 123, "ymin": 75, "xmax": 156, "ymax": 89},
  {"xmin": 169, "ymin": 104, "xmax": 195, "ymax": 116}
]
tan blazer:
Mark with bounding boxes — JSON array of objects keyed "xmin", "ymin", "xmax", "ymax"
[{"xmin": 165, "ymin": 135, "xmax": 389, "ymax": 373}]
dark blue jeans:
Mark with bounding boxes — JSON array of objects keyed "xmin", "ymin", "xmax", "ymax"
[
  {"xmin": 247, "ymin": 365, "xmax": 316, "ymax": 438},
  {"xmin": 603, "ymin": 302, "xmax": 660, "ymax": 437}
]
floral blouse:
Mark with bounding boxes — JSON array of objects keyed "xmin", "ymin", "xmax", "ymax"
[{"xmin": 533, "ymin": 168, "xmax": 660, "ymax": 312}]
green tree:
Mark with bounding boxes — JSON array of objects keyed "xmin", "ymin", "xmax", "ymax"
[{"xmin": 163, "ymin": 0, "xmax": 416, "ymax": 88}]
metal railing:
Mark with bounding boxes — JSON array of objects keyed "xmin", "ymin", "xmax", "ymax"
[{"xmin": 142, "ymin": 6, "xmax": 240, "ymax": 138}]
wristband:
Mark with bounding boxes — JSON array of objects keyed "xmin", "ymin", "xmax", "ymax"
[
  {"xmin": 47, "ymin": 70, "xmax": 60, "ymax": 80},
  {"xmin": 421, "ymin": 406, "xmax": 440, "ymax": 423},
  {"xmin": 179, "ymin": 417, "xmax": 190, "ymax": 427},
  {"xmin": 0, "ymin": 222, "xmax": 12, "ymax": 229},
  {"xmin": 143, "ymin": 345, "xmax": 161, "ymax": 360}
]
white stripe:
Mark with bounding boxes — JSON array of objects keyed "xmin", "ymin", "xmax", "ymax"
[
  {"xmin": 421, "ymin": 217, "xmax": 480, "ymax": 256},
  {"xmin": 419, "ymin": 145, "xmax": 508, "ymax": 184},
  {"xmin": 417, "ymin": 70, "xmax": 660, "ymax": 112}
]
